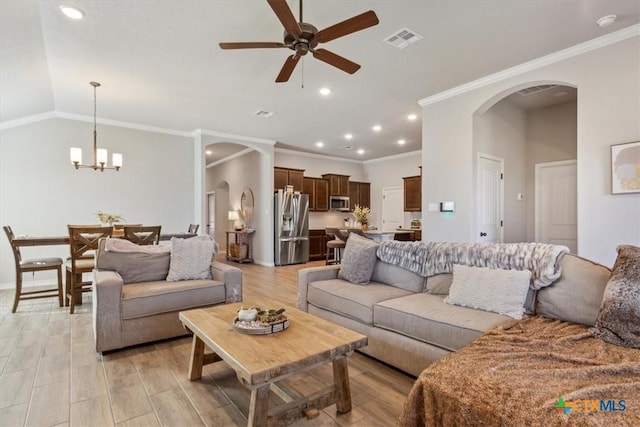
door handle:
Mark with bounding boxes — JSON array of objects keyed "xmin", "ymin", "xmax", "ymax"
[{"xmin": 480, "ymin": 232, "xmax": 487, "ymax": 237}]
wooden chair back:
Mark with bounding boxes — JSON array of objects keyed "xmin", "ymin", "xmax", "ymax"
[
  {"xmin": 68, "ymin": 225, "xmax": 113, "ymax": 266},
  {"xmin": 3, "ymin": 225, "xmax": 22, "ymax": 266},
  {"xmin": 188, "ymin": 224, "xmax": 199, "ymax": 234},
  {"xmin": 123, "ymin": 225, "xmax": 161, "ymax": 245}
]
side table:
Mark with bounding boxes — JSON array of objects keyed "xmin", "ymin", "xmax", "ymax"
[{"xmin": 225, "ymin": 229, "xmax": 255, "ymax": 263}]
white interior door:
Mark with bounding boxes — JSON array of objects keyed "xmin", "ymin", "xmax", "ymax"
[
  {"xmin": 477, "ymin": 154, "xmax": 504, "ymax": 243},
  {"xmin": 535, "ymin": 160, "xmax": 577, "ymax": 253},
  {"xmin": 382, "ymin": 187, "xmax": 404, "ymax": 230}
]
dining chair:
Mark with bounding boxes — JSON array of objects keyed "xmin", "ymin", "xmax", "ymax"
[
  {"xmin": 325, "ymin": 227, "xmax": 348, "ymax": 265},
  {"xmin": 3, "ymin": 226, "xmax": 64, "ymax": 313},
  {"xmin": 66, "ymin": 225, "xmax": 113, "ymax": 314},
  {"xmin": 188, "ymin": 224, "xmax": 199, "ymax": 234},
  {"xmin": 123, "ymin": 225, "xmax": 161, "ymax": 245}
]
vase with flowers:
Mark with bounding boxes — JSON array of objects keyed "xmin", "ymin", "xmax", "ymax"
[
  {"xmin": 352, "ymin": 204, "xmax": 371, "ymax": 231},
  {"xmin": 96, "ymin": 211, "xmax": 125, "ymax": 227}
]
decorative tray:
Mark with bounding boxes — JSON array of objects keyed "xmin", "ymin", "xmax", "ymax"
[{"xmin": 233, "ymin": 316, "xmax": 290, "ymax": 335}]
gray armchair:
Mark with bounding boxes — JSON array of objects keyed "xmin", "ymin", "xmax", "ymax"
[{"xmin": 92, "ymin": 239, "xmax": 242, "ymax": 352}]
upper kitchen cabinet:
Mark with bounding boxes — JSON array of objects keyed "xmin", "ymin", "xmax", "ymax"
[
  {"xmin": 303, "ymin": 177, "xmax": 329, "ymax": 211},
  {"xmin": 274, "ymin": 167, "xmax": 305, "ymax": 191},
  {"xmin": 321, "ymin": 174, "xmax": 350, "ymax": 196},
  {"xmin": 403, "ymin": 175, "xmax": 421, "ymax": 212},
  {"xmin": 349, "ymin": 181, "xmax": 370, "ymax": 208}
]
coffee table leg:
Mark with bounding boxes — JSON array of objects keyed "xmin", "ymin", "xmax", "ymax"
[
  {"xmin": 188, "ymin": 335, "xmax": 205, "ymax": 381},
  {"xmin": 248, "ymin": 384, "xmax": 270, "ymax": 427},
  {"xmin": 332, "ymin": 356, "xmax": 352, "ymax": 413}
]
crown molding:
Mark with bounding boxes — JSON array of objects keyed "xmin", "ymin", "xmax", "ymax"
[
  {"xmin": 0, "ymin": 111, "xmax": 57, "ymax": 130},
  {"xmin": 418, "ymin": 24, "xmax": 640, "ymax": 107},
  {"xmin": 363, "ymin": 149, "xmax": 422, "ymax": 165},
  {"xmin": 275, "ymin": 147, "xmax": 364, "ymax": 164},
  {"xmin": 199, "ymin": 129, "xmax": 276, "ymax": 146},
  {"xmin": 206, "ymin": 147, "xmax": 255, "ymax": 168},
  {"xmin": 55, "ymin": 112, "xmax": 192, "ymax": 137}
]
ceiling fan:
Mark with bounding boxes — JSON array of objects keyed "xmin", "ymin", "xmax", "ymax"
[{"xmin": 219, "ymin": 0, "xmax": 379, "ymax": 82}]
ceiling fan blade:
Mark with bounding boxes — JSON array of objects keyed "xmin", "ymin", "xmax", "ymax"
[
  {"xmin": 267, "ymin": 0, "xmax": 302, "ymax": 38},
  {"xmin": 316, "ymin": 10, "xmax": 379, "ymax": 43},
  {"xmin": 276, "ymin": 55, "xmax": 301, "ymax": 82},
  {"xmin": 312, "ymin": 49, "xmax": 360, "ymax": 74},
  {"xmin": 219, "ymin": 42, "xmax": 287, "ymax": 49}
]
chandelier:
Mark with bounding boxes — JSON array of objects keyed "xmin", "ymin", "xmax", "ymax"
[{"xmin": 70, "ymin": 82, "xmax": 122, "ymax": 171}]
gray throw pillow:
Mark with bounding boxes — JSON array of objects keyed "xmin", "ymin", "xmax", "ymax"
[
  {"xmin": 167, "ymin": 235, "xmax": 216, "ymax": 281},
  {"xmin": 590, "ymin": 245, "xmax": 640, "ymax": 348},
  {"xmin": 96, "ymin": 250, "xmax": 170, "ymax": 284},
  {"xmin": 338, "ymin": 234, "xmax": 380, "ymax": 285}
]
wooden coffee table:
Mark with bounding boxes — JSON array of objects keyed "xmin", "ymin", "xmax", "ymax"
[{"xmin": 179, "ymin": 302, "xmax": 368, "ymax": 427}]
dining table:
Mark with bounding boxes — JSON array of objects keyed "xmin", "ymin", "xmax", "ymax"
[{"xmin": 12, "ymin": 233, "xmax": 197, "ymax": 247}]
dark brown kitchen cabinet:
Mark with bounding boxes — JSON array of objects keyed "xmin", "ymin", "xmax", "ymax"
[
  {"xmin": 321, "ymin": 174, "xmax": 350, "ymax": 196},
  {"xmin": 403, "ymin": 175, "xmax": 421, "ymax": 212},
  {"xmin": 349, "ymin": 181, "xmax": 370, "ymax": 208},
  {"xmin": 274, "ymin": 167, "xmax": 304, "ymax": 192},
  {"xmin": 303, "ymin": 177, "xmax": 329, "ymax": 211},
  {"xmin": 308, "ymin": 229, "xmax": 328, "ymax": 261}
]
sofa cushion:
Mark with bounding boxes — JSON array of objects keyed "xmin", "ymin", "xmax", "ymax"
[
  {"xmin": 121, "ymin": 279, "xmax": 225, "ymax": 319},
  {"xmin": 307, "ymin": 279, "xmax": 412, "ymax": 325},
  {"xmin": 590, "ymin": 245, "xmax": 640, "ymax": 348},
  {"xmin": 444, "ymin": 264, "xmax": 531, "ymax": 319},
  {"xmin": 424, "ymin": 273, "xmax": 453, "ymax": 295},
  {"xmin": 167, "ymin": 235, "xmax": 216, "ymax": 281},
  {"xmin": 96, "ymin": 249, "xmax": 170, "ymax": 284},
  {"xmin": 338, "ymin": 234, "xmax": 380, "ymax": 285},
  {"xmin": 374, "ymin": 293, "xmax": 511, "ymax": 352},
  {"xmin": 370, "ymin": 261, "xmax": 425, "ymax": 293},
  {"xmin": 536, "ymin": 254, "xmax": 611, "ymax": 326}
]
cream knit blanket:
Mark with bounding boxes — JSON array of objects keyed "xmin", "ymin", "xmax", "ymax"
[{"xmin": 376, "ymin": 241, "xmax": 569, "ymax": 289}]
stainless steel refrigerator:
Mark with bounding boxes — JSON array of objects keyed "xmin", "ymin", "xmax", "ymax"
[{"xmin": 274, "ymin": 190, "xmax": 309, "ymax": 265}]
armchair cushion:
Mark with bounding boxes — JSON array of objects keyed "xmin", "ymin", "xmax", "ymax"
[{"xmin": 167, "ymin": 235, "xmax": 217, "ymax": 281}]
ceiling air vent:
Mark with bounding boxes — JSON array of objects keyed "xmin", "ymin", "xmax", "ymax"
[
  {"xmin": 254, "ymin": 110, "xmax": 274, "ymax": 118},
  {"xmin": 340, "ymin": 146, "xmax": 353, "ymax": 151},
  {"xmin": 517, "ymin": 85, "xmax": 557, "ymax": 96},
  {"xmin": 384, "ymin": 27, "xmax": 423, "ymax": 49}
]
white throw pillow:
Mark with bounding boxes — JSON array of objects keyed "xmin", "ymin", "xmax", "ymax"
[
  {"xmin": 444, "ymin": 264, "xmax": 531, "ymax": 319},
  {"xmin": 167, "ymin": 235, "xmax": 216, "ymax": 281}
]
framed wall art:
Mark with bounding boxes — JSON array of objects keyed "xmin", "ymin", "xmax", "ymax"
[{"xmin": 611, "ymin": 141, "xmax": 640, "ymax": 194}]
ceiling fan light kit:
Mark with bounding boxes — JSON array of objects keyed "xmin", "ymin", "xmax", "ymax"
[{"xmin": 219, "ymin": 0, "xmax": 379, "ymax": 82}]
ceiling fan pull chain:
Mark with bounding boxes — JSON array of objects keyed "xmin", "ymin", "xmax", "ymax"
[{"xmin": 301, "ymin": 57, "xmax": 304, "ymax": 89}]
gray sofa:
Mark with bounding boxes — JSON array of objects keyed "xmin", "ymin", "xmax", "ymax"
[
  {"xmin": 93, "ymin": 239, "xmax": 243, "ymax": 353},
  {"xmin": 297, "ymin": 247, "xmax": 611, "ymax": 376}
]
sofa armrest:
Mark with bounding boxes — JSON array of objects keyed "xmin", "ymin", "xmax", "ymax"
[
  {"xmin": 93, "ymin": 270, "xmax": 124, "ymax": 353},
  {"xmin": 211, "ymin": 261, "xmax": 243, "ymax": 303},
  {"xmin": 297, "ymin": 265, "xmax": 341, "ymax": 311}
]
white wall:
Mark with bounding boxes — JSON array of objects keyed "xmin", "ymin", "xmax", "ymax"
[
  {"xmin": 473, "ymin": 101, "xmax": 528, "ymax": 242},
  {"xmin": 206, "ymin": 150, "xmax": 267, "ymax": 264},
  {"xmin": 0, "ymin": 117, "xmax": 194, "ymax": 285},
  {"xmin": 525, "ymin": 101, "xmax": 577, "ymax": 241},
  {"xmin": 363, "ymin": 151, "xmax": 422, "ymax": 229},
  {"xmin": 421, "ymin": 36, "xmax": 640, "ymax": 267}
]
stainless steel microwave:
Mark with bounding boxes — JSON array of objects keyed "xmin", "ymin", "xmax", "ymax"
[{"xmin": 329, "ymin": 196, "xmax": 350, "ymax": 212}]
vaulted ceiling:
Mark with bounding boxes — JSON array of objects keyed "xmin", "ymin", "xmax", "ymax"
[{"xmin": 1, "ymin": 1, "xmax": 638, "ymax": 160}]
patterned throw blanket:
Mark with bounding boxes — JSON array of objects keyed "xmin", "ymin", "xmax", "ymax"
[{"xmin": 376, "ymin": 241, "xmax": 569, "ymax": 289}]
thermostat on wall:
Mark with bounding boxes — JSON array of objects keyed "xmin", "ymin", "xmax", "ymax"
[{"xmin": 440, "ymin": 201, "xmax": 455, "ymax": 212}]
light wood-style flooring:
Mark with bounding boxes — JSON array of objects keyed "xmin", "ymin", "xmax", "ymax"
[{"xmin": 0, "ymin": 258, "xmax": 415, "ymax": 426}]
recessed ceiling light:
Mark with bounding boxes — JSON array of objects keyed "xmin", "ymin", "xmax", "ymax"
[
  {"xmin": 344, "ymin": 133, "xmax": 353, "ymax": 140},
  {"xmin": 398, "ymin": 139, "xmax": 406, "ymax": 145},
  {"xmin": 60, "ymin": 5, "xmax": 84, "ymax": 20},
  {"xmin": 205, "ymin": 150, "xmax": 212, "ymax": 155},
  {"xmin": 372, "ymin": 125, "xmax": 382, "ymax": 132},
  {"xmin": 597, "ymin": 15, "xmax": 617, "ymax": 28},
  {"xmin": 316, "ymin": 141, "xmax": 324, "ymax": 148},
  {"xmin": 407, "ymin": 114, "xmax": 417, "ymax": 121},
  {"xmin": 319, "ymin": 87, "xmax": 331, "ymax": 96},
  {"xmin": 357, "ymin": 149, "xmax": 364, "ymax": 155}
]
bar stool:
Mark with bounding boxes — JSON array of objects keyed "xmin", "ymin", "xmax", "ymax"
[
  {"xmin": 3, "ymin": 226, "xmax": 64, "ymax": 313},
  {"xmin": 325, "ymin": 227, "xmax": 348, "ymax": 265}
]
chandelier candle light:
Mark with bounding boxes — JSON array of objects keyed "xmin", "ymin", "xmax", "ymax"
[{"xmin": 70, "ymin": 82, "xmax": 122, "ymax": 171}]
